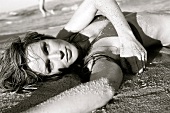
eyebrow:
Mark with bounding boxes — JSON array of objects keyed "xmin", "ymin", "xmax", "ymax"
[
  {"xmin": 40, "ymin": 42, "xmax": 46, "ymax": 55},
  {"xmin": 45, "ymin": 59, "xmax": 51, "ymax": 73}
]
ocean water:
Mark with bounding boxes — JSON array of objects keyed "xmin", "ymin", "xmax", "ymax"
[
  {"xmin": 0, "ymin": 0, "xmax": 170, "ymax": 40},
  {"xmin": 0, "ymin": 0, "xmax": 38, "ymax": 13},
  {"xmin": 0, "ymin": 0, "xmax": 56, "ymax": 13}
]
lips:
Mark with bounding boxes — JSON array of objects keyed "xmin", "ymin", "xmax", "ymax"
[
  {"xmin": 65, "ymin": 47, "xmax": 72, "ymax": 62},
  {"xmin": 65, "ymin": 47, "xmax": 68, "ymax": 62},
  {"xmin": 68, "ymin": 48, "xmax": 72, "ymax": 60}
]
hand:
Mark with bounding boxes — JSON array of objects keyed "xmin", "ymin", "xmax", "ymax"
[{"xmin": 120, "ymin": 38, "xmax": 147, "ymax": 74}]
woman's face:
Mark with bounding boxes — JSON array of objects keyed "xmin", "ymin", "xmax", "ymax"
[{"xmin": 25, "ymin": 39, "xmax": 78, "ymax": 76}]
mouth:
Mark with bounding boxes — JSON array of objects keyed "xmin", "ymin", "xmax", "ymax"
[
  {"xmin": 65, "ymin": 47, "xmax": 68, "ymax": 62},
  {"xmin": 65, "ymin": 47, "xmax": 72, "ymax": 62}
]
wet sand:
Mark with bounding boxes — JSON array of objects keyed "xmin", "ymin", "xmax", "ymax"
[{"xmin": 0, "ymin": 0, "xmax": 170, "ymax": 113}]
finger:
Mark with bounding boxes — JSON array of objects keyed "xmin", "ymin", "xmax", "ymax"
[
  {"xmin": 140, "ymin": 50, "xmax": 147, "ymax": 72},
  {"xmin": 141, "ymin": 48, "xmax": 147, "ymax": 63},
  {"xmin": 136, "ymin": 51, "xmax": 146, "ymax": 74},
  {"xmin": 138, "ymin": 68, "xmax": 143, "ymax": 74},
  {"xmin": 135, "ymin": 49, "xmax": 145, "ymax": 73},
  {"xmin": 144, "ymin": 50, "xmax": 147, "ymax": 66},
  {"xmin": 140, "ymin": 50, "xmax": 146, "ymax": 69},
  {"xmin": 138, "ymin": 57, "xmax": 144, "ymax": 74}
]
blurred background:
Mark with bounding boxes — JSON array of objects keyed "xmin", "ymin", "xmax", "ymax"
[
  {"xmin": 0, "ymin": 0, "xmax": 170, "ymax": 37},
  {"xmin": 0, "ymin": 0, "xmax": 39, "ymax": 13},
  {"xmin": 0, "ymin": 0, "xmax": 81, "ymax": 36}
]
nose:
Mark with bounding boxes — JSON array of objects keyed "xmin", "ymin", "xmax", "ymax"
[{"xmin": 48, "ymin": 51, "xmax": 64, "ymax": 60}]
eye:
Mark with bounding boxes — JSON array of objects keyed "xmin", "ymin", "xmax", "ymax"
[
  {"xmin": 46, "ymin": 59, "xmax": 52, "ymax": 73},
  {"xmin": 43, "ymin": 42, "xmax": 49, "ymax": 55}
]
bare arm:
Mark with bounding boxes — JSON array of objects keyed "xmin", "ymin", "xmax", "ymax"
[
  {"xmin": 65, "ymin": 0, "xmax": 138, "ymax": 38},
  {"xmin": 65, "ymin": 0, "xmax": 147, "ymax": 74},
  {"xmin": 65, "ymin": 0, "xmax": 131, "ymax": 33},
  {"xmin": 22, "ymin": 78, "xmax": 114, "ymax": 113},
  {"xmin": 22, "ymin": 53, "xmax": 122, "ymax": 113}
]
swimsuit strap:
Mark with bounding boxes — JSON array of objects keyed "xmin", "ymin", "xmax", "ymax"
[{"xmin": 84, "ymin": 52, "xmax": 119, "ymax": 72}]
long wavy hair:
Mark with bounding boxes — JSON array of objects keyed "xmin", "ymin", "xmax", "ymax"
[{"xmin": 0, "ymin": 32, "xmax": 60, "ymax": 92}]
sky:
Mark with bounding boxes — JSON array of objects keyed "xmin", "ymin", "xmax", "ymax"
[{"xmin": 0, "ymin": 0, "xmax": 53, "ymax": 13}]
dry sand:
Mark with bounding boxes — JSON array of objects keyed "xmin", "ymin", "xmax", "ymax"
[{"xmin": 0, "ymin": 0, "xmax": 170, "ymax": 113}]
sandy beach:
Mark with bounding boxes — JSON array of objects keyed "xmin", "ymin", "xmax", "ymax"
[{"xmin": 0, "ymin": 0, "xmax": 170, "ymax": 113}]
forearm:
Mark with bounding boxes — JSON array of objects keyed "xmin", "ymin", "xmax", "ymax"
[
  {"xmin": 93, "ymin": 0, "xmax": 136, "ymax": 42},
  {"xmin": 22, "ymin": 78, "xmax": 114, "ymax": 113},
  {"xmin": 65, "ymin": 0, "xmax": 97, "ymax": 32},
  {"xmin": 65, "ymin": 0, "xmax": 135, "ymax": 41}
]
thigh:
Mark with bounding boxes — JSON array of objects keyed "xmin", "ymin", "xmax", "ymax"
[
  {"xmin": 137, "ymin": 12, "xmax": 170, "ymax": 47},
  {"xmin": 127, "ymin": 12, "xmax": 170, "ymax": 47}
]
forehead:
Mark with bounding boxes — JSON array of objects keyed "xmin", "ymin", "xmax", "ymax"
[{"xmin": 26, "ymin": 41, "xmax": 46, "ymax": 74}]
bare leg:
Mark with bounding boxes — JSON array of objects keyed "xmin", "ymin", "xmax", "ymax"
[
  {"xmin": 39, "ymin": 0, "xmax": 55, "ymax": 17},
  {"xmin": 137, "ymin": 12, "xmax": 170, "ymax": 47},
  {"xmin": 126, "ymin": 12, "xmax": 170, "ymax": 47}
]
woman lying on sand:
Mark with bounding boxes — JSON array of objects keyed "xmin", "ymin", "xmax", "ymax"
[{"xmin": 1, "ymin": 0, "xmax": 170, "ymax": 112}]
